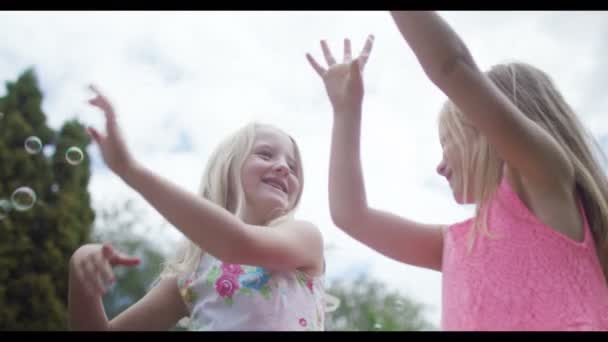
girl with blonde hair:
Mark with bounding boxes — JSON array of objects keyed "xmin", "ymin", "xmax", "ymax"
[
  {"xmin": 68, "ymin": 86, "xmax": 334, "ymax": 331},
  {"xmin": 307, "ymin": 11, "xmax": 608, "ymax": 330}
]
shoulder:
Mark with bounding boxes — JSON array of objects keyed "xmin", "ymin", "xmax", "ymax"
[
  {"xmin": 276, "ymin": 219, "xmax": 323, "ymax": 245},
  {"xmin": 275, "ymin": 219, "xmax": 325, "ymax": 274},
  {"xmin": 445, "ymin": 218, "xmax": 474, "ymax": 234},
  {"xmin": 274, "ymin": 219, "xmax": 323, "ymax": 239}
]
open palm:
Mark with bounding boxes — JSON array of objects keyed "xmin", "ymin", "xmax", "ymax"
[
  {"xmin": 306, "ymin": 35, "xmax": 374, "ymax": 114},
  {"xmin": 86, "ymin": 85, "xmax": 136, "ymax": 179}
]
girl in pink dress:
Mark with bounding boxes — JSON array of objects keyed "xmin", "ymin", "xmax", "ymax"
[{"xmin": 307, "ymin": 11, "xmax": 608, "ymax": 330}]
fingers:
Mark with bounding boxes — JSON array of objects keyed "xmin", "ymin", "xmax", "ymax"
[
  {"xmin": 343, "ymin": 38, "xmax": 352, "ymax": 63},
  {"xmin": 95, "ymin": 249, "xmax": 115, "ymax": 291},
  {"xmin": 88, "ymin": 84, "xmax": 102, "ymax": 96},
  {"xmin": 87, "ymin": 84, "xmax": 116, "ymax": 122},
  {"xmin": 73, "ymin": 260, "xmax": 96, "ymax": 298},
  {"xmin": 309, "ymin": 36, "xmax": 373, "ymax": 78},
  {"xmin": 350, "ymin": 59, "xmax": 362, "ymax": 85},
  {"xmin": 306, "ymin": 53, "xmax": 326, "ymax": 77},
  {"xmin": 82, "ymin": 258, "xmax": 105, "ymax": 296},
  {"xmin": 101, "ymin": 243, "xmax": 114, "ymax": 258},
  {"xmin": 104, "ymin": 242, "xmax": 141, "ymax": 267},
  {"xmin": 358, "ymin": 34, "xmax": 375, "ymax": 71},
  {"xmin": 321, "ymin": 40, "xmax": 337, "ymax": 66},
  {"xmin": 111, "ymin": 252, "xmax": 141, "ymax": 267}
]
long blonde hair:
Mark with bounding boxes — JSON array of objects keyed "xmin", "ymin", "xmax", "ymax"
[
  {"xmin": 158, "ymin": 121, "xmax": 304, "ymax": 279},
  {"xmin": 439, "ymin": 62, "xmax": 608, "ymax": 283}
]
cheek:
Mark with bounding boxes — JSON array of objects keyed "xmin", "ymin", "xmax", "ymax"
[
  {"xmin": 241, "ymin": 163, "xmax": 261, "ymax": 191},
  {"xmin": 289, "ymin": 177, "xmax": 301, "ymax": 198}
]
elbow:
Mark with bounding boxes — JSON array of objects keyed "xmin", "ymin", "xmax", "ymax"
[
  {"xmin": 219, "ymin": 227, "xmax": 257, "ymax": 265},
  {"xmin": 330, "ymin": 204, "xmax": 367, "ymax": 232},
  {"xmin": 425, "ymin": 48, "xmax": 478, "ymax": 88}
]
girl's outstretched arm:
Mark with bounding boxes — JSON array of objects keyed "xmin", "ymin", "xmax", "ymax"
[
  {"xmin": 85, "ymin": 86, "xmax": 323, "ymax": 275},
  {"xmin": 307, "ymin": 37, "xmax": 444, "ymax": 271},
  {"xmin": 389, "ymin": 11, "xmax": 573, "ymax": 187}
]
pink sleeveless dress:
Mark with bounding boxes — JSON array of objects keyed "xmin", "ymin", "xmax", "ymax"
[{"xmin": 442, "ymin": 178, "xmax": 608, "ymax": 330}]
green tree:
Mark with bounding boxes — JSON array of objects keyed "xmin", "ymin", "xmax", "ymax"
[
  {"xmin": 325, "ymin": 275, "xmax": 435, "ymax": 331},
  {"xmin": 0, "ymin": 68, "xmax": 95, "ymax": 330}
]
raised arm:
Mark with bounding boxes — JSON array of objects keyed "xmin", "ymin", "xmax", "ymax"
[
  {"xmin": 85, "ymin": 86, "xmax": 323, "ymax": 275},
  {"xmin": 307, "ymin": 36, "xmax": 443, "ymax": 271},
  {"xmin": 389, "ymin": 11, "xmax": 573, "ymax": 186}
]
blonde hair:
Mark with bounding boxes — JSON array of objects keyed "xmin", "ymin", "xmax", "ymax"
[
  {"xmin": 439, "ymin": 62, "xmax": 608, "ymax": 283},
  {"xmin": 158, "ymin": 121, "xmax": 305, "ymax": 279}
]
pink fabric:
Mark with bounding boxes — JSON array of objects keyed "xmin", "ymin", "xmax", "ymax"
[{"xmin": 442, "ymin": 178, "xmax": 608, "ymax": 331}]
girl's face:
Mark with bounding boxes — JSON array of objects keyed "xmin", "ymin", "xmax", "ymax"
[
  {"xmin": 240, "ymin": 126, "xmax": 301, "ymax": 223},
  {"xmin": 437, "ymin": 124, "xmax": 477, "ymax": 205}
]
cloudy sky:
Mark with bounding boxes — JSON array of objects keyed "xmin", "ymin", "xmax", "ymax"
[{"xmin": 2, "ymin": 11, "xmax": 607, "ymax": 327}]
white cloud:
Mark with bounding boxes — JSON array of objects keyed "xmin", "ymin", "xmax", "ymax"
[{"xmin": 2, "ymin": 11, "xmax": 607, "ymax": 328}]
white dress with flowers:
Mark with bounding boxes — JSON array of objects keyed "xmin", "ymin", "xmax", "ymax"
[{"xmin": 177, "ymin": 253, "xmax": 326, "ymax": 331}]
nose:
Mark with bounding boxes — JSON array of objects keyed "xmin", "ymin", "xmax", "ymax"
[
  {"xmin": 436, "ymin": 157, "xmax": 447, "ymax": 177},
  {"xmin": 273, "ymin": 159, "xmax": 289, "ymax": 177}
]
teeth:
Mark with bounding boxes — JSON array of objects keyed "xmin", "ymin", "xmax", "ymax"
[{"xmin": 265, "ymin": 180, "xmax": 286, "ymax": 194}]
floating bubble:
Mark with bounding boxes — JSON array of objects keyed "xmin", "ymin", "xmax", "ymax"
[
  {"xmin": 50, "ymin": 183, "xmax": 59, "ymax": 193},
  {"xmin": 11, "ymin": 186, "xmax": 37, "ymax": 211},
  {"xmin": 65, "ymin": 146, "xmax": 84, "ymax": 165},
  {"xmin": 24, "ymin": 136, "xmax": 42, "ymax": 154},
  {"xmin": 0, "ymin": 199, "xmax": 11, "ymax": 219}
]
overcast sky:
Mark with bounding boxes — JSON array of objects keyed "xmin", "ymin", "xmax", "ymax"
[{"xmin": 2, "ymin": 11, "xmax": 607, "ymax": 327}]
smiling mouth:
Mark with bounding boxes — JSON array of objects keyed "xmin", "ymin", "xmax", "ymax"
[{"xmin": 263, "ymin": 179, "xmax": 287, "ymax": 195}]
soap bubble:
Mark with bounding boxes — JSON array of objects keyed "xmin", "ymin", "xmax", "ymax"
[
  {"xmin": 24, "ymin": 136, "xmax": 42, "ymax": 154},
  {"xmin": 66, "ymin": 146, "xmax": 84, "ymax": 165},
  {"xmin": 11, "ymin": 186, "xmax": 36, "ymax": 211}
]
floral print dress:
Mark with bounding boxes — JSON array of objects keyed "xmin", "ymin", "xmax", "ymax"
[{"xmin": 177, "ymin": 253, "xmax": 326, "ymax": 331}]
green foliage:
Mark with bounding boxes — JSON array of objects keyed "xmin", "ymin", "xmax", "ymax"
[
  {"xmin": 0, "ymin": 68, "xmax": 94, "ymax": 330},
  {"xmin": 326, "ymin": 275, "xmax": 435, "ymax": 331}
]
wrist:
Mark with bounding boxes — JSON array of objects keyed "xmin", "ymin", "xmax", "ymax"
[
  {"xmin": 121, "ymin": 161, "xmax": 144, "ymax": 187},
  {"xmin": 333, "ymin": 106, "xmax": 362, "ymax": 118}
]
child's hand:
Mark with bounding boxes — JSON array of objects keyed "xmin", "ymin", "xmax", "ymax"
[
  {"xmin": 86, "ymin": 84, "xmax": 138, "ymax": 180},
  {"xmin": 306, "ymin": 35, "xmax": 374, "ymax": 115},
  {"xmin": 70, "ymin": 243, "xmax": 140, "ymax": 298}
]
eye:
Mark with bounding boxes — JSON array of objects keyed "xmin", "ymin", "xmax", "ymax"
[
  {"xmin": 288, "ymin": 163, "xmax": 297, "ymax": 174},
  {"xmin": 257, "ymin": 150, "xmax": 272, "ymax": 160}
]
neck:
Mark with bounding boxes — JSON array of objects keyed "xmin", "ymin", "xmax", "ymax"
[
  {"xmin": 240, "ymin": 203, "xmax": 273, "ymax": 226},
  {"xmin": 241, "ymin": 204, "xmax": 287, "ymax": 226}
]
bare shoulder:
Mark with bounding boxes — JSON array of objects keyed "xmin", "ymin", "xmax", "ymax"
[
  {"xmin": 275, "ymin": 219, "xmax": 322, "ymax": 234},
  {"xmin": 274, "ymin": 219, "xmax": 325, "ymax": 250},
  {"xmin": 274, "ymin": 219, "xmax": 325, "ymax": 276}
]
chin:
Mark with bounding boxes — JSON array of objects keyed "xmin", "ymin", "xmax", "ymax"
[
  {"xmin": 452, "ymin": 191, "xmax": 465, "ymax": 204},
  {"xmin": 261, "ymin": 196, "xmax": 289, "ymax": 213}
]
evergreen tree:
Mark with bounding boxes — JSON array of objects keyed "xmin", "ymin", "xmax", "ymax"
[{"xmin": 0, "ymin": 68, "xmax": 95, "ymax": 330}]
